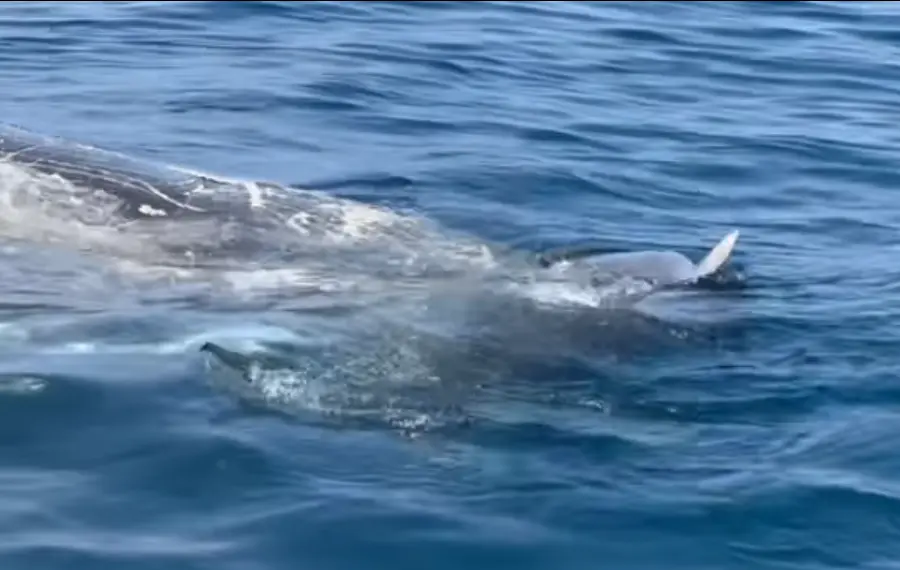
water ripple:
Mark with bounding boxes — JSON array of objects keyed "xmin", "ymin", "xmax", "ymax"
[{"xmin": 1, "ymin": 1, "xmax": 900, "ymax": 569}]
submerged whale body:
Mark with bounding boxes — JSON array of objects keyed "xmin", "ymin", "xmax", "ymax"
[{"xmin": 0, "ymin": 122, "xmax": 740, "ymax": 300}]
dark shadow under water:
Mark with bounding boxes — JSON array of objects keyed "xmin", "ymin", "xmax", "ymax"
[{"xmin": 198, "ymin": 268, "xmax": 753, "ymax": 438}]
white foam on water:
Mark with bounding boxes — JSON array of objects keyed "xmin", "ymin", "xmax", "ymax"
[{"xmin": 0, "ymin": 376, "xmax": 46, "ymax": 395}]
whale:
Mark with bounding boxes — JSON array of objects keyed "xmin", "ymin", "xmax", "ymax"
[
  {"xmin": 0, "ymin": 122, "xmax": 740, "ymax": 303},
  {"xmin": 0, "ymin": 123, "xmax": 241, "ymax": 219},
  {"xmin": 0, "ymin": 122, "xmax": 749, "ymax": 433},
  {"xmin": 537, "ymin": 229, "xmax": 739, "ymax": 290}
]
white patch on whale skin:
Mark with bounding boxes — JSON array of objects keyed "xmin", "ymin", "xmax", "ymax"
[
  {"xmin": 245, "ymin": 182, "xmax": 266, "ymax": 210},
  {"xmin": 138, "ymin": 204, "xmax": 167, "ymax": 217}
]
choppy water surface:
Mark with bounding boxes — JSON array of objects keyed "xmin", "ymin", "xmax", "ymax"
[{"xmin": 2, "ymin": 2, "xmax": 900, "ymax": 569}]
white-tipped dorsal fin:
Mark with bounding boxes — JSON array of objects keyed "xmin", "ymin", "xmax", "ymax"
[{"xmin": 694, "ymin": 229, "xmax": 739, "ymax": 279}]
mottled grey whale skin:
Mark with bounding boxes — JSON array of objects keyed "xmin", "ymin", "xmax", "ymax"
[
  {"xmin": 535, "ymin": 229, "xmax": 741, "ymax": 294},
  {"xmin": 0, "ymin": 123, "xmax": 251, "ymax": 220}
]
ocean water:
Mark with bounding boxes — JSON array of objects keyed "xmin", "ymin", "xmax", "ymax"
[{"xmin": 1, "ymin": 1, "xmax": 899, "ymax": 568}]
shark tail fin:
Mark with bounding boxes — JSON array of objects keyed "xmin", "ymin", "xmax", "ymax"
[{"xmin": 694, "ymin": 229, "xmax": 739, "ymax": 279}]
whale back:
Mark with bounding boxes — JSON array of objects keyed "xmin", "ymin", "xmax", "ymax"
[
  {"xmin": 573, "ymin": 250, "xmax": 699, "ymax": 285},
  {"xmin": 0, "ymin": 124, "xmax": 212, "ymax": 217},
  {"xmin": 544, "ymin": 230, "xmax": 740, "ymax": 293}
]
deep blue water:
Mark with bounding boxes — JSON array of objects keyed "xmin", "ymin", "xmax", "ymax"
[{"xmin": 2, "ymin": 1, "xmax": 900, "ymax": 568}]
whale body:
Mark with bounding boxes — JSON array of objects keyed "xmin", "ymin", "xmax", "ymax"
[
  {"xmin": 0, "ymin": 122, "xmax": 739, "ymax": 301},
  {"xmin": 538, "ymin": 230, "xmax": 740, "ymax": 290}
]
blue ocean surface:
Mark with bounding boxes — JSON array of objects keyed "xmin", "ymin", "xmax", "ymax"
[{"xmin": 1, "ymin": 1, "xmax": 899, "ymax": 568}]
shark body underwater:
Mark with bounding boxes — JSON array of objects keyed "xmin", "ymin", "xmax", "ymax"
[{"xmin": 0, "ymin": 122, "xmax": 740, "ymax": 303}]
